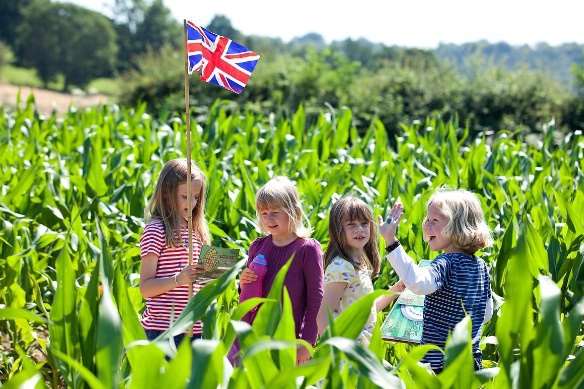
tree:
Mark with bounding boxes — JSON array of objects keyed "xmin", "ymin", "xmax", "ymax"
[
  {"xmin": 574, "ymin": 63, "xmax": 584, "ymax": 96},
  {"xmin": 207, "ymin": 15, "xmax": 241, "ymax": 41},
  {"xmin": 114, "ymin": 0, "xmax": 179, "ymax": 72},
  {"xmin": 17, "ymin": 1, "xmax": 117, "ymax": 90},
  {"xmin": 0, "ymin": 0, "xmax": 33, "ymax": 52},
  {"xmin": 134, "ymin": 0, "xmax": 180, "ymax": 51}
]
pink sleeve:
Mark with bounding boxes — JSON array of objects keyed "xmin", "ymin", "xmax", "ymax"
[
  {"xmin": 299, "ymin": 239, "xmax": 324, "ymax": 345},
  {"xmin": 140, "ymin": 221, "xmax": 165, "ymax": 259}
]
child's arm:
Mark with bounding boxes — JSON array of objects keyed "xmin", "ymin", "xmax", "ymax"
[
  {"xmin": 300, "ymin": 242, "xmax": 324, "ymax": 346},
  {"xmin": 379, "ymin": 203, "xmax": 441, "ymax": 295},
  {"xmin": 385, "ymin": 246, "xmax": 441, "ymax": 295},
  {"xmin": 140, "ymin": 254, "xmax": 201, "ymax": 298},
  {"xmin": 317, "ymin": 282, "xmax": 347, "ymax": 336},
  {"xmin": 375, "ymin": 280, "xmax": 405, "ymax": 311}
]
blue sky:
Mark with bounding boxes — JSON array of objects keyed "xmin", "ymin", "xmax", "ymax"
[{"xmin": 71, "ymin": 0, "xmax": 584, "ymax": 48}]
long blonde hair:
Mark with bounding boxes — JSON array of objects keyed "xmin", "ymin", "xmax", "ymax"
[
  {"xmin": 146, "ymin": 159, "xmax": 210, "ymax": 246},
  {"xmin": 255, "ymin": 176, "xmax": 311, "ymax": 238},
  {"xmin": 324, "ymin": 196, "xmax": 381, "ymax": 277},
  {"xmin": 427, "ymin": 189, "xmax": 492, "ymax": 254}
]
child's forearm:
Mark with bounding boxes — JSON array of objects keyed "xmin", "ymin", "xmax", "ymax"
[
  {"xmin": 375, "ymin": 293, "xmax": 398, "ymax": 311},
  {"xmin": 387, "ymin": 246, "xmax": 438, "ymax": 295},
  {"xmin": 140, "ymin": 275, "xmax": 181, "ymax": 298}
]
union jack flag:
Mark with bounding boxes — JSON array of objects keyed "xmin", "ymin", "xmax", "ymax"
[{"xmin": 185, "ymin": 20, "xmax": 260, "ymax": 94}]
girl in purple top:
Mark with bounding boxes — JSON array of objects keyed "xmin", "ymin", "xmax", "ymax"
[{"xmin": 239, "ymin": 176, "xmax": 324, "ymax": 364}]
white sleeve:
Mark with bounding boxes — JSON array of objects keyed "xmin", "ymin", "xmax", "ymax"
[{"xmin": 387, "ymin": 245, "xmax": 439, "ymax": 295}]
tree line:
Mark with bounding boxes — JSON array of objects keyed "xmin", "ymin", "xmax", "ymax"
[
  {"xmin": 0, "ymin": 0, "xmax": 180, "ymax": 90},
  {"xmin": 0, "ymin": 0, "xmax": 583, "ymax": 133}
]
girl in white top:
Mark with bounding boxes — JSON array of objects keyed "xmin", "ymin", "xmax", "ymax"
[{"xmin": 317, "ymin": 196, "xmax": 404, "ymax": 345}]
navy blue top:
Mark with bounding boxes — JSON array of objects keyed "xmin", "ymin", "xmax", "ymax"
[{"xmin": 422, "ymin": 252, "xmax": 491, "ymax": 370}]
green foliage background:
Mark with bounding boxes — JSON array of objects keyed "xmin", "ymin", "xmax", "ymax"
[{"xmin": 0, "ymin": 97, "xmax": 582, "ymax": 387}]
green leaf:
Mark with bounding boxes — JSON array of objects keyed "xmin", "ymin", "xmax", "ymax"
[
  {"xmin": 126, "ymin": 341, "xmax": 166, "ymax": 389},
  {"xmin": 252, "ymin": 257, "xmax": 293, "ymax": 337},
  {"xmin": 48, "ymin": 246, "xmax": 81, "ymax": 387},
  {"xmin": 95, "ymin": 223, "xmax": 123, "ymax": 388},
  {"xmin": 272, "ymin": 288, "xmax": 297, "ymax": 369},
  {"xmin": 0, "ymin": 307, "xmax": 45, "ymax": 323},
  {"xmin": 265, "ymin": 356, "xmax": 332, "ymax": 387},
  {"xmin": 324, "ymin": 337, "xmax": 402, "ymax": 388},
  {"xmin": 556, "ymin": 348, "xmax": 584, "ymax": 389},
  {"xmin": 160, "ymin": 338, "xmax": 192, "ymax": 387},
  {"xmin": 531, "ymin": 276, "xmax": 564, "ymax": 387},
  {"xmin": 496, "ymin": 215, "xmax": 536, "ymax": 387},
  {"xmin": 51, "ymin": 349, "xmax": 106, "ymax": 389},
  {"xmin": 188, "ymin": 340, "xmax": 225, "ymax": 389},
  {"xmin": 162, "ymin": 259, "xmax": 246, "ymax": 340},
  {"xmin": 113, "ymin": 265, "xmax": 145, "ymax": 344},
  {"xmin": 438, "ymin": 316, "xmax": 479, "ymax": 389},
  {"xmin": 322, "ymin": 290, "xmax": 387, "ymax": 341},
  {"xmin": 1, "ymin": 369, "xmax": 45, "ymax": 389}
]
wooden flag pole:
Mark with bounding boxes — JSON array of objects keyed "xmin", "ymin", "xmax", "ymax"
[{"xmin": 183, "ymin": 20, "xmax": 194, "ymax": 304}]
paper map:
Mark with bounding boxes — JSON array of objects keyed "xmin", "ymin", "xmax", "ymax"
[{"xmin": 381, "ymin": 259, "xmax": 432, "ymax": 344}]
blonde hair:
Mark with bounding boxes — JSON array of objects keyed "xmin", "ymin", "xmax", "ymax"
[
  {"xmin": 426, "ymin": 189, "xmax": 492, "ymax": 254},
  {"xmin": 255, "ymin": 176, "xmax": 310, "ymax": 238},
  {"xmin": 146, "ymin": 159, "xmax": 210, "ymax": 246},
  {"xmin": 325, "ymin": 196, "xmax": 381, "ymax": 277}
]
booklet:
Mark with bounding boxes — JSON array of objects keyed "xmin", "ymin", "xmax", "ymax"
[
  {"xmin": 197, "ymin": 245, "xmax": 240, "ymax": 279},
  {"xmin": 381, "ymin": 259, "xmax": 431, "ymax": 344}
]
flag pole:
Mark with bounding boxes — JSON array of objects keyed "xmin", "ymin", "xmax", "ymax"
[{"xmin": 183, "ymin": 19, "xmax": 194, "ymax": 304}]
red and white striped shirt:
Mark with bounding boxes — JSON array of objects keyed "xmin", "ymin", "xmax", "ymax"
[{"xmin": 140, "ymin": 218, "xmax": 203, "ymax": 333}]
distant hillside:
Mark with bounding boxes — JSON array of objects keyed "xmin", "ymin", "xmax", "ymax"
[
  {"xmin": 434, "ymin": 41, "xmax": 584, "ymax": 90},
  {"xmin": 286, "ymin": 34, "xmax": 584, "ymax": 91}
]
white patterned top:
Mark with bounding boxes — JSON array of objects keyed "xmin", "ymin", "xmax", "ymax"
[{"xmin": 324, "ymin": 256, "xmax": 376, "ymax": 344}]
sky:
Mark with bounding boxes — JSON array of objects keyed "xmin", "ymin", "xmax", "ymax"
[{"xmin": 71, "ymin": 0, "xmax": 584, "ymax": 48}]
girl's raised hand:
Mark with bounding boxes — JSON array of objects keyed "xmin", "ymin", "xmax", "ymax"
[
  {"xmin": 240, "ymin": 268, "xmax": 258, "ymax": 285},
  {"xmin": 379, "ymin": 202, "xmax": 404, "ymax": 244}
]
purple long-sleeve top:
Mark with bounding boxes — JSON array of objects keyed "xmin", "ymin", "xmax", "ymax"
[{"xmin": 244, "ymin": 235, "xmax": 324, "ymax": 345}]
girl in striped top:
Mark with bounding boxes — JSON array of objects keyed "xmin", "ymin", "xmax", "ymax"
[
  {"xmin": 139, "ymin": 159, "xmax": 210, "ymax": 346},
  {"xmin": 380, "ymin": 189, "xmax": 494, "ymax": 373}
]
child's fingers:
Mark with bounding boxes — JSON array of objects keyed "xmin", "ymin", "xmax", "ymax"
[
  {"xmin": 384, "ymin": 202, "xmax": 404, "ymax": 225},
  {"xmin": 240, "ymin": 268, "xmax": 258, "ymax": 284},
  {"xmin": 390, "ymin": 203, "xmax": 404, "ymax": 223},
  {"xmin": 184, "ymin": 265, "xmax": 201, "ymax": 280}
]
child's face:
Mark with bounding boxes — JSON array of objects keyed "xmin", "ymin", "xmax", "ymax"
[
  {"xmin": 176, "ymin": 179, "xmax": 202, "ymax": 223},
  {"xmin": 259, "ymin": 206, "xmax": 292, "ymax": 237},
  {"xmin": 422, "ymin": 202, "xmax": 451, "ymax": 251},
  {"xmin": 343, "ymin": 218, "xmax": 370, "ymax": 251}
]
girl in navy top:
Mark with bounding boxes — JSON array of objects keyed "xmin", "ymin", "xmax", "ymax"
[{"xmin": 380, "ymin": 189, "xmax": 494, "ymax": 372}]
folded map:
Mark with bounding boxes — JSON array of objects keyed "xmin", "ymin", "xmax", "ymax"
[
  {"xmin": 381, "ymin": 259, "xmax": 431, "ymax": 344},
  {"xmin": 198, "ymin": 245, "xmax": 240, "ymax": 279}
]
